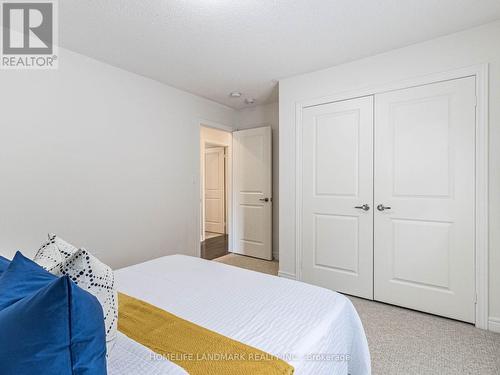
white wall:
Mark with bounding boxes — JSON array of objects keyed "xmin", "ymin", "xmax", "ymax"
[
  {"xmin": 0, "ymin": 47, "xmax": 236, "ymax": 269},
  {"xmin": 279, "ymin": 21, "xmax": 500, "ymax": 324},
  {"xmin": 236, "ymin": 102, "xmax": 279, "ymax": 260}
]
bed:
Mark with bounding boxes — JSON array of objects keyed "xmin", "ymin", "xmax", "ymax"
[{"xmin": 108, "ymin": 254, "xmax": 371, "ymax": 374}]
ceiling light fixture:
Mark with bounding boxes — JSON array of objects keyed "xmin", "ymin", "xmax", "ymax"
[
  {"xmin": 229, "ymin": 91, "xmax": 242, "ymax": 98},
  {"xmin": 244, "ymin": 98, "xmax": 256, "ymax": 105}
]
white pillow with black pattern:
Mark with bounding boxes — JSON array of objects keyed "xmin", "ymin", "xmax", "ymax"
[
  {"xmin": 34, "ymin": 234, "xmax": 118, "ymax": 355},
  {"xmin": 54, "ymin": 248, "xmax": 118, "ymax": 355},
  {"xmin": 33, "ymin": 233, "xmax": 78, "ymax": 272}
]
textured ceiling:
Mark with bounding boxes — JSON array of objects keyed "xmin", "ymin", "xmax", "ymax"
[{"xmin": 59, "ymin": 0, "xmax": 500, "ymax": 109}]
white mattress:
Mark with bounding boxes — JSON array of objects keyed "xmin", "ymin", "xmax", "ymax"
[{"xmin": 108, "ymin": 255, "xmax": 371, "ymax": 375}]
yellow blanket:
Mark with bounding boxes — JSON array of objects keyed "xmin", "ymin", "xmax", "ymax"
[{"xmin": 118, "ymin": 293, "xmax": 294, "ymax": 375}]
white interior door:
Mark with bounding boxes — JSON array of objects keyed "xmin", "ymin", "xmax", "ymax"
[
  {"xmin": 374, "ymin": 77, "xmax": 476, "ymax": 323},
  {"xmin": 233, "ymin": 127, "xmax": 272, "ymax": 260},
  {"xmin": 301, "ymin": 96, "xmax": 374, "ymax": 299},
  {"xmin": 205, "ymin": 147, "xmax": 225, "ymax": 234}
]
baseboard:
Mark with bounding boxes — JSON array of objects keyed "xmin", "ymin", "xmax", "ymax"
[
  {"xmin": 278, "ymin": 271, "xmax": 296, "ymax": 280},
  {"xmin": 489, "ymin": 317, "xmax": 500, "ymax": 333}
]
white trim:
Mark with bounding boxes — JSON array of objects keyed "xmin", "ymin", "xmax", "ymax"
[
  {"xmin": 278, "ymin": 271, "xmax": 297, "ymax": 280},
  {"xmin": 295, "ymin": 103, "xmax": 303, "ymax": 281},
  {"xmin": 474, "ymin": 64, "xmax": 489, "ymax": 330},
  {"xmin": 294, "ymin": 64, "xmax": 489, "ymax": 330},
  {"xmin": 300, "ymin": 65, "xmax": 484, "ymax": 109},
  {"xmin": 489, "ymin": 318, "xmax": 500, "ymax": 333}
]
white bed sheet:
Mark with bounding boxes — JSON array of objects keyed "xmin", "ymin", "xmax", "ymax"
[
  {"xmin": 109, "ymin": 255, "xmax": 371, "ymax": 375},
  {"xmin": 108, "ymin": 332, "xmax": 187, "ymax": 375}
]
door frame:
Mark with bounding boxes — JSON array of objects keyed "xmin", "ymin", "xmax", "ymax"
[
  {"xmin": 204, "ymin": 146, "xmax": 226, "ymax": 235},
  {"xmin": 294, "ymin": 64, "xmax": 489, "ymax": 329},
  {"xmin": 198, "ymin": 122, "xmax": 233, "ymax": 255}
]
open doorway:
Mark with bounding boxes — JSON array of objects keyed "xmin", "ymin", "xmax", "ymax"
[
  {"xmin": 200, "ymin": 126, "xmax": 232, "ymax": 260},
  {"xmin": 199, "ymin": 125, "xmax": 274, "ymax": 264}
]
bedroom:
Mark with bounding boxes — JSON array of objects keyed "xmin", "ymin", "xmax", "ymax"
[{"xmin": 0, "ymin": 1, "xmax": 499, "ymax": 374}]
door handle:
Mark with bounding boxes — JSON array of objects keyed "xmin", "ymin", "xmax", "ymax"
[
  {"xmin": 259, "ymin": 198, "xmax": 270, "ymax": 202},
  {"xmin": 354, "ymin": 204, "xmax": 370, "ymax": 211},
  {"xmin": 377, "ymin": 204, "xmax": 391, "ymax": 211}
]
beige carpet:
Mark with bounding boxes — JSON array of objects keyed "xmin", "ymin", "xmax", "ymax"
[
  {"xmin": 349, "ymin": 296, "xmax": 500, "ymax": 374},
  {"xmin": 213, "ymin": 253, "xmax": 500, "ymax": 374},
  {"xmin": 213, "ymin": 253, "xmax": 278, "ymax": 275}
]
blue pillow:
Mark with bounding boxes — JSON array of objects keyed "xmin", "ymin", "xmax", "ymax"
[
  {"xmin": 0, "ymin": 252, "xmax": 107, "ymax": 375},
  {"xmin": 0, "ymin": 255, "xmax": 9, "ymax": 276},
  {"xmin": 0, "ymin": 252, "xmax": 56, "ymax": 310},
  {"xmin": 0, "ymin": 251, "xmax": 57, "ymax": 310}
]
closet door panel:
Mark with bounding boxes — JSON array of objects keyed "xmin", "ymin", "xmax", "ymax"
[
  {"xmin": 374, "ymin": 77, "xmax": 476, "ymax": 323},
  {"xmin": 301, "ymin": 96, "xmax": 374, "ymax": 299}
]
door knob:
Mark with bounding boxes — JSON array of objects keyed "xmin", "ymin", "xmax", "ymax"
[
  {"xmin": 259, "ymin": 198, "xmax": 270, "ymax": 202},
  {"xmin": 377, "ymin": 204, "xmax": 391, "ymax": 211},
  {"xmin": 354, "ymin": 204, "xmax": 370, "ymax": 211}
]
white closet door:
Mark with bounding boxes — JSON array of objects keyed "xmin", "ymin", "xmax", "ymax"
[
  {"xmin": 205, "ymin": 147, "xmax": 225, "ymax": 234},
  {"xmin": 374, "ymin": 77, "xmax": 476, "ymax": 322},
  {"xmin": 302, "ymin": 96, "xmax": 374, "ymax": 299}
]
